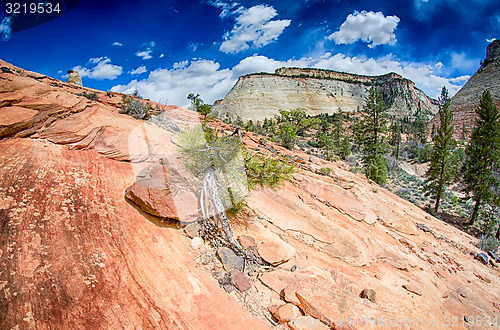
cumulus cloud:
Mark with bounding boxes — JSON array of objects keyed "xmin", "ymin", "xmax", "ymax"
[
  {"xmin": 450, "ymin": 52, "xmax": 480, "ymax": 72},
  {"xmin": 0, "ymin": 16, "xmax": 12, "ymax": 41},
  {"xmin": 112, "ymin": 41, "xmax": 123, "ymax": 47},
  {"xmin": 219, "ymin": 5, "xmax": 291, "ymax": 53},
  {"xmin": 136, "ymin": 50, "xmax": 153, "ymax": 60},
  {"xmin": 73, "ymin": 57, "xmax": 123, "ymax": 80},
  {"xmin": 130, "ymin": 65, "xmax": 147, "ymax": 75},
  {"xmin": 111, "ymin": 53, "xmax": 467, "ymax": 107},
  {"xmin": 486, "ymin": 38, "xmax": 497, "ymax": 43},
  {"xmin": 329, "ymin": 11, "xmax": 400, "ymax": 48}
]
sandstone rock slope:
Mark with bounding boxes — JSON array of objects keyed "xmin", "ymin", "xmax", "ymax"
[
  {"xmin": 1, "ymin": 60, "xmax": 499, "ymax": 330},
  {"xmin": 212, "ymin": 67, "xmax": 438, "ymax": 122}
]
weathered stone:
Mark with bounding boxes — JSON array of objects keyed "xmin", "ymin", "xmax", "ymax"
[
  {"xmin": 218, "ymin": 247, "xmax": 244, "ymax": 271},
  {"xmin": 190, "ymin": 237, "xmax": 204, "ymax": 250},
  {"xmin": 259, "ymin": 269, "xmax": 301, "ymax": 294},
  {"xmin": 184, "ymin": 222, "xmax": 201, "ymax": 238},
  {"xmin": 360, "ymin": 289, "xmax": 376, "ymax": 303},
  {"xmin": 258, "ymin": 240, "xmax": 295, "ymax": 266},
  {"xmin": 442, "ymin": 291, "xmax": 449, "ymax": 298},
  {"xmin": 67, "ymin": 70, "xmax": 83, "ymax": 87},
  {"xmin": 270, "ymin": 303, "xmax": 302, "ymax": 324},
  {"xmin": 403, "ymin": 284, "xmax": 422, "ymax": 296},
  {"xmin": 238, "ymin": 235, "xmax": 257, "ymax": 249},
  {"xmin": 229, "ymin": 269, "xmax": 251, "ymax": 292}
]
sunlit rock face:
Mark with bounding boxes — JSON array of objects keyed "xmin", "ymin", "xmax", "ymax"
[
  {"xmin": 67, "ymin": 70, "xmax": 83, "ymax": 87},
  {"xmin": 431, "ymin": 40, "xmax": 500, "ymax": 136},
  {"xmin": 212, "ymin": 67, "xmax": 438, "ymax": 122}
]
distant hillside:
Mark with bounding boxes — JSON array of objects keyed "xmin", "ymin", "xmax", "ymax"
[
  {"xmin": 431, "ymin": 40, "xmax": 500, "ymax": 136},
  {"xmin": 212, "ymin": 67, "xmax": 438, "ymax": 122}
]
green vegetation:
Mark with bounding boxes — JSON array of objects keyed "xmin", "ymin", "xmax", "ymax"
[
  {"xmin": 178, "ymin": 124, "xmax": 296, "ymax": 219},
  {"xmin": 79, "ymin": 91, "xmax": 98, "ymax": 101},
  {"xmin": 463, "ymin": 90, "xmax": 500, "ymax": 229},
  {"xmin": 187, "ymin": 93, "xmax": 212, "ymax": 116},
  {"xmin": 119, "ymin": 94, "xmax": 152, "ymax": 119},
  {"xmin": 355, "ymin": 86, "xmax": 389, "ymax": 184},
  {"xmin": 423, "ymin": 87, "xmax": 458, "ymax": 214}
]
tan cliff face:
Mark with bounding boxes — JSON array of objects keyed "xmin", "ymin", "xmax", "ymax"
[
  {"xmin": 431, "ymin": 40, "xmax": 500, "ymax": 136},
  {"xmin": 212, "ymin": 67, "xmax": 438, "ymax": 122}
]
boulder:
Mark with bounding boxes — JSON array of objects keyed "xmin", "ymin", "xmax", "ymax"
[
  {"xmin": 270, "ymin": 303, "xmax": 302, "ymax": 323},
  {"xmin": 258, "ymin": 240, "xmax": 295, "ymax": 266},
  {"xmin": 125, "ymin": 163, "xmax": 199, "ymax": 221},
  {"xmin": 190, "ymin": 237, "xmax": 204, "ymax": 250},
  {"xmin": 218, "ymin": 247, "xmax": 244, "ymax": 271},
  {"xmin": 359, "ymin": 289, "xmax": 376, "ymax": 303}
]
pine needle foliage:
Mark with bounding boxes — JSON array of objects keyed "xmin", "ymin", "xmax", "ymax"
[
  {"xmin": 423, "ymin": 87, "xmax": 458, "ymax": 214},
  {"xmin": 463, "ymin": 89, "xmax": 500, "ymax": 225},
  {"xmin": 356, "ymin": 86, "xmax": 390, "ymax": 184}
]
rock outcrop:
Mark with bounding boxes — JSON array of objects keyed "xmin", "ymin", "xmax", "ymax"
[
  {"xmin": 212, "ymin": 67, "xmax": 438, "ymax": 122},
  {"xmin": 67, "ymin": 70, "xmax": 83, "ymax": 87},
  {"xmin": 431, "ymin": 40, "xmax": 500, "ymax": 136}
]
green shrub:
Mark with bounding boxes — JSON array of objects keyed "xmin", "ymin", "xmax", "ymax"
[
  {"xmin": 79, "ymin": 91, "xmax": 98, "ymax": 101},
  {"xmin": 279, "ymin": 122, "xmax": 297, "ymax": 149},
  {"xmin": 119, "ymin": 95, "xmax": 152, "ymax": 119},
  {"xmin": 478, "ymin": 235, "xmax": 500, "ymax": 253}
]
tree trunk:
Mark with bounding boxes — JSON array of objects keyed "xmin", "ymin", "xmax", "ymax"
[
  {"xmin": 434, "ymin": 192, "xmax": 441, "ymax": 214},
  {"xmin": 203, "ymin": 168, "xmax": 238, "ymax": 247},
  {"xmin": 468, "ymin": 198, "xmax": 481, "ymax": 226},
  {"xmin": 496, "ymin": 223, "xmax": 500, "ymax": 240}
]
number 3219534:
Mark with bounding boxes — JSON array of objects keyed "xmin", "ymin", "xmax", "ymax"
[{"xmin": 5, "ymin": 2, "xmax": 61, "ymax": 14}]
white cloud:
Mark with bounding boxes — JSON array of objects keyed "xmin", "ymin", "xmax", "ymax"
[
  {"xmin": 159, "ymin": 53, "xmax": 165, "ymax": 58},
  {"xmin": 130, "ymin": 65, "xmax": 147, "ymax": 75},
  {"xmin": 136, "ymin": 50, "xmax": 153, "ymax": 60},
  {"xmin": 112, "ymin": 41, "xmax": 123, "ymax": 47},
  {"xmin": 486, "ymin": 38, "xmax": 497, "ymax": 43},
  {"xmin": 209, "ymin": 0, "xmax": 242, "ymax": 18},
  {"xmin": 0, "ymin": 17, "xmax": 12, "ymax": 41},
  {"xmin": 111, "ymin": 53, "xmax": 467, "ymax": 107},
  {"xmin": 73, "ymin": 57, "xmax": 123, "ymax": 80},
  {"xmin": 219, "ymin": 5, "xmax": 291, "ymax": 53},
  {"xmin": 450, "ymin": 52, "xmax": 480, "ymax": 72},
  {"xmin": 329, "ymin": 11, "xmax": 400, "ymax": 48}
]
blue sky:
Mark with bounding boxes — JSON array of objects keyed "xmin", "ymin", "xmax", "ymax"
[{"xmin": 1, "ymin": 0, "xmax": 498, "ymax": 107}]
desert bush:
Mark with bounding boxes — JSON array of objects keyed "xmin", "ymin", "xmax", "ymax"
[
  {"xmin": 119, "ymin": 95, "xmax": 152, "ymax": 119},
  {"xmin": 78, "ymin": 91, "xmax": 98, "ymax": 101},
  {"xmin": 279, "ymin": 122, "xmax": 297, "ymax": 149},
  {"xmin": 478, "ymin": 234, "xmax": 500, "ymax": 253}
]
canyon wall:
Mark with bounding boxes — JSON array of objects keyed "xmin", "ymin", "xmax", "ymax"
[{"xmin": 212, "ymin": 67, "xmax": 438, "ymax": 122}]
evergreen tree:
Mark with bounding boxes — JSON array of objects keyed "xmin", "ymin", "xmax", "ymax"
[
  {"xmin": 389, "ymin": 119, "xmax": 402, "ymax": 159},
  {"xmin": 357, "ymin": 86, "xmax": 389, "ymax": 184},
  {"xmin": 423, "ymin": 87, "xmax": 458, "ymax": 214},
  {"xmin": 463, "ymin": 89, "xmax": 500, "ymax": 225}
]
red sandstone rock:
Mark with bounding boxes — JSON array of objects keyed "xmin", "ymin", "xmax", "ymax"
[
  {"xmin": 258, "ymin": 240, "xmax": 296, "ymax": 266},
  {"xmin": 270, "ymin": 303, "xmax": 302, "ymax": 323}
]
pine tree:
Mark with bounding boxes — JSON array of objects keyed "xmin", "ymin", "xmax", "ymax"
[
  {"xmin": 389, "ymin": 119, "xmax": 402, "ymax": 159},
  {"xmin": 357, "ymin": 86, "xmax": 389, "ymax": 184},
  {"xmin": 423, "ymin": 87, "xmax": 458, "ymax": 214},
  {"xmin": 463, "ymin": 89, "xmax": 500, "ymax": 226}
]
